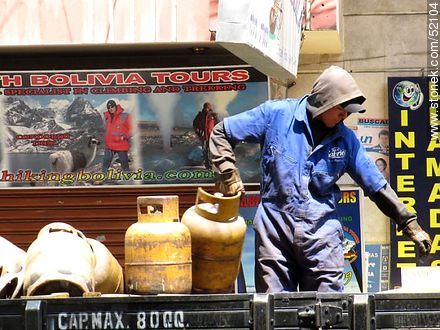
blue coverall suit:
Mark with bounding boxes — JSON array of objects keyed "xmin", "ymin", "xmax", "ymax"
[{"xmin": 223, "ymin": 96, "xmax": 387, "ymax": 292}]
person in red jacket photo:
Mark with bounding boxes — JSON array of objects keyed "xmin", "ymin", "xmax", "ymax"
[
  {"xmin": 102, "ymin": 99, "xmax": 132, "ymax": 174},
  {"xmin": 193, "ymin": 102, "xmax": 219, "ymax": 168}
]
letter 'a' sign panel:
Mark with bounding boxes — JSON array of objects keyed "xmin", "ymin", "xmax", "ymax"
[{"xmin": 387, "ymin": 77, "xmax": 440, "ymax": 288}]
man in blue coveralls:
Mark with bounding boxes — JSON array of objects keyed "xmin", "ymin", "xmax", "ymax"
[{"xmin": 208, "ymin": 66, "xmax": 432, "ymax": 292}]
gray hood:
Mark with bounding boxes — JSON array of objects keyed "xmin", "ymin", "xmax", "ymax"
[{"xmin": 306, "ymin": 66, "xmax": 366, "ymax": 118}]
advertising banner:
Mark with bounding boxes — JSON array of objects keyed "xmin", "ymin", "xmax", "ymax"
[
  {"xmin": 216, "ymin": 0, "xmax": 304, "ymax": 81},
  {"xmin": 239, "ymin": 191, "xmax": 260, "ymax": 292},
  {"xmin": 388, "ymin": 77, "xmax": 440, "ymax": 288},
  {"xmin": 339, "ymin": 188, "xmax": 364, "ymax": 293},
  {"xmin": 0, "ymin": 66, "xmax": 268, "ymax": 187},
  {"xmin": 365, "ymin": 244, "xmax": 390, "ymax": 292},
  {"xmin": 357, "ymin": 118, "xmax": 390, "ymax": 183},
  {"xmin": 240, "ymin": 188, "xmax": 364, "ymax": 293}
]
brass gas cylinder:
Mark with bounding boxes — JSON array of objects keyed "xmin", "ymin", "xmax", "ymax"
[
  {"xmin": 88, "ymin": 239, "xmax": 124, "ymax": 294},
  {"xmin": 181, "ymin": 188, "xmax": 246, "ymax": 293},
  {"xmin": 124, "ymin": 196, "xmax": 192, "ymax": 294},
  {"xmin": 24, "ymin": 222, "xmax": 96, "ymax": 297}
]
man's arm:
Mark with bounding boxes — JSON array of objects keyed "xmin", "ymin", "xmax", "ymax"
[
  {"xmin": 369, "ymin": 183, "xmax": 432, "ymax": 256},
  {"xmin": 209, "ymin": 121, "xmax": 245, "ymax": 196},
  {"xmin": 193, "ymin": 113, "xmax": 202, "ymax": 136},
  {"xmin": 209, "ymin": 121, "xmax": 236, "ymax": 173}
]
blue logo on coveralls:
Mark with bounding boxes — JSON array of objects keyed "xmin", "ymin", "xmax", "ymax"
[{"xmin": 329, "ymin": 147, "xmax": 346, "ymax": 159}]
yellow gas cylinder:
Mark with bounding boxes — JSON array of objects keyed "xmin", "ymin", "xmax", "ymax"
[
  {"xmin": 88, "ymin": 239, "xmax": 124, "ymax": 294},
  {"xmin": 181, "ymin": 187, "xmax": 246, "ymax": 293},
  {"xmin": 124, "ymin": 195, "xmax": 192, "ymax": 294},
  {"xmin": 23, "ymin": 222, "xmax": 96, "ymax": 297}
]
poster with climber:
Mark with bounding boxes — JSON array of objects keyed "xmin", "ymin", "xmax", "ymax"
[{"xmin": 0, "ymin": 65, "xmax": 268, "ymax": 187}]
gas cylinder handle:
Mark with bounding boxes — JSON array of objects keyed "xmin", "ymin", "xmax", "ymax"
[
  {"xmin": 137, "ymin": 196, "xmax": 179, "ymax": 223},
  {"xmin": 195, "ymin": 187, "xmax": 240, "ymax": 222}
]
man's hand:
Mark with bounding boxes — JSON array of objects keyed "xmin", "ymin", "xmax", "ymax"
[
  {"xmin": 403, "ymin": 220, "xmax": 432, "ymax": 256},
  {"xmin": 215, "ymin": 169, "xmax": 245, "ymax": 198}
]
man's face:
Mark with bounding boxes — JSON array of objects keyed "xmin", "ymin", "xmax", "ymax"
[
  {"xmin": 316, "ymin": 105, "xmax": 349, "ymax": 128},
  {"xmin": 379, "ymin": 134, "xmax": 389, "ymax": 147}
]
